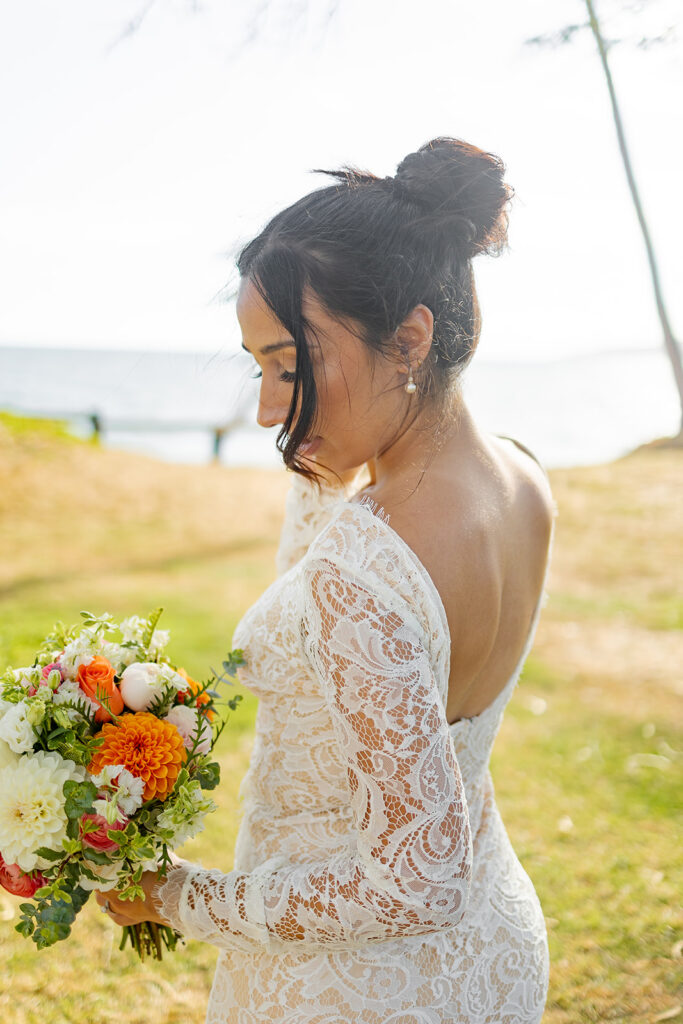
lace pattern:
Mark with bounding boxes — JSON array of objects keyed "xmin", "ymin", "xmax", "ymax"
[
  {"xmin": 153, "ymin": 470, "xmax": 555, "ymax": 1022},
  {"xmin": 153, "ymin": 539, "xmax": 472, "ymax": 953}
]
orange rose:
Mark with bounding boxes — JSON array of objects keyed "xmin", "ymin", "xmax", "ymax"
[
  {"xmin": 77, "ymin": 656, "xmax": 124, "ymax": 723},
  {"xmin": 178, "ymin": 667, "xmax": 216, "ymax": 722}
]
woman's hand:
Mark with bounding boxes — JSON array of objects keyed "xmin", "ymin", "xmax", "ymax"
[{"xmin": 94, "ymin": 869, "xmax": 169, "ymax": 927}]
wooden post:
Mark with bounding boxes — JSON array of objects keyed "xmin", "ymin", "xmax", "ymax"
[{"xmin": 212, "ymin": 427, "xmax": 224, "ymax": 463}]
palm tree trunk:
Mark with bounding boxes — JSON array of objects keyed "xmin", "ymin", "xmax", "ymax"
[{"xmin": 585, "ymin": 0, "xmax": 683, "ymax": 439}]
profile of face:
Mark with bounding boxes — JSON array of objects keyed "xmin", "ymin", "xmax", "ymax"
[{"xmin": 236, "ymin": 276, "xmax": 433, "ymax": 477}]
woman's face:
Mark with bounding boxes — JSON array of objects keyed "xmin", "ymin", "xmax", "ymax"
[{"xmin": 236, "ymin": 276, "xmax": 411, "ymax": 475}]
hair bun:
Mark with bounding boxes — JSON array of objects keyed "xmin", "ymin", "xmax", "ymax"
[{"xmin": 395, "ymin": 137, "xmax": 513, "ymax": 256}]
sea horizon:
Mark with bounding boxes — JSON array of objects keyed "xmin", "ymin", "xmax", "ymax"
[{"xmin": 1, "ymin": 343, "xmax": 679, "ymax": 471}]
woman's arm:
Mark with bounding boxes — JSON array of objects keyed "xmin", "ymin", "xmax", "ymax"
[{"xmin": 146, "ymin": 554, "xmax": 471, "ymax": 954}]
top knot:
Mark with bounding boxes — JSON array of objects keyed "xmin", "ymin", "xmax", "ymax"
[{"xmin": 393, "ymin": 137, "xmax": 514, "ymax": 257}]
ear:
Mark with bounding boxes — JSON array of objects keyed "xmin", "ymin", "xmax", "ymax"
[{"xmin": 394, "ymin": 304, "xmax": 434, "ymax": 373}]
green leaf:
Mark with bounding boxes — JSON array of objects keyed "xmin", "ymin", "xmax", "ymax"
[
  {"xmin": 81, "ymin": 847, "xmax": 113, "ymax": 865},
  {"xmin": 141, "ymin": 607, "xmax": 164, "ymax": 652},
  {"xmin": 63, "ymin": 779, "xmax": 97, "ymax": 819},
  {"xmin": 33, "ymin": 846, "xmax": 64, "ymax": 862},
  {"xmin": 195, "ymin": 761, "xmax": 221, "ymax": 791}
]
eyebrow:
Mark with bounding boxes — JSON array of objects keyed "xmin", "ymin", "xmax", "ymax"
[{"xmin": 241, "ymin": 339, "xmax": 295, "ymax": 356}]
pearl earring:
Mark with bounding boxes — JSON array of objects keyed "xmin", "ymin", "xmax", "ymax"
[{"xmin": 405, "ymin": 366, "xmax": 417, "ymax": 394}]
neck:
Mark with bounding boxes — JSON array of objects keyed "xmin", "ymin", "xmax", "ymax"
[{"xmin": 371, "ymin": 390, "xmax": 478, "ymax": 496}]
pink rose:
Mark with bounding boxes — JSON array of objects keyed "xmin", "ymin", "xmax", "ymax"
[
  {"xmin": 80, "ymin": 813, "xmax": 128, "ymax": 852},
  {"xmin": 0, "ymin": 853, "xmax": 46, "ymax": 897}
]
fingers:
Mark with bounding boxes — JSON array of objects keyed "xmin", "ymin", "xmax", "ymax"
[
  {"xmin": 94, "ymin": 890, "xmax": 135, "ymax": 925},
  {"xmin": 107, "ymin": 910, "xmax": 132, "ymax": 927}
]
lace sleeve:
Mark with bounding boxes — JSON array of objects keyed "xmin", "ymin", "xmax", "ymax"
[
  {"xmin": 274, "ymin": 469, "xmax": 367, "ymax": 576},
  {"xmin": 152, "ymin": 555, "xmax": 472, "ymax": 953}
]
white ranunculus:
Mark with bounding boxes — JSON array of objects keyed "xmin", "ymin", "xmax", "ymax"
[
  {"xmin": 119, "ymin": 662, "xmax": 166, "ymax": 711},
  {"xmin": 0, "ymin": 703, "xmax": 37, "ymax": 754},
  {"xmin": 164, "ymin": 705, "xmax": 212, "ymax": 755},
  {"xmin": 0, "ymin": 750, "xmax": 86, "ymax": 871},
  {"xmin": 0, "ymin": 738, "xmax": 18, "ymax": 771}
]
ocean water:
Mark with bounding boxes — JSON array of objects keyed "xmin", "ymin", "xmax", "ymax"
[{"xmin": 0, "ymin": 345, "xmax": 679, "ymax": 470}]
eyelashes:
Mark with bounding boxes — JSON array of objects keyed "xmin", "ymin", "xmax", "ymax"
[{"xmin": 250, "ymin": 369, "xmax": 297, "ymax": 383}]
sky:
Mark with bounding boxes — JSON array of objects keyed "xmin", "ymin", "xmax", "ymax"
[{"xmin": 0, "ymin": 0, "xmax": 681, "ymax": 362}]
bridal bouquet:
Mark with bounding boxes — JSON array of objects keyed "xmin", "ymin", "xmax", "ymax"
[{"xmin": 0, "ymin": 608, "xmax": 243, "ymax": 960}]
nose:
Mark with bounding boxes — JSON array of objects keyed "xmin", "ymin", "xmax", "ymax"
[{"xmin": 256, "ymin": 382, "xmax": 292, "ymax": 430}]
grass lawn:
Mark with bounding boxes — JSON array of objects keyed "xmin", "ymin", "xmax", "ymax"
[{"xmin": 0, "ymin": 413, "xmax": 680, "ymax": 1023}]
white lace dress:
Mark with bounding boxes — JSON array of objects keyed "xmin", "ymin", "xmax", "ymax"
[{"xmin": 154, "ymin": 471, "xmax": 556, "ymax": 1023}]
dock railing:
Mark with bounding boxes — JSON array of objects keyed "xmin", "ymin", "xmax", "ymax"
[{"xmin": 2, "ymin": 406, "xmax": 251, "ymax": 463}]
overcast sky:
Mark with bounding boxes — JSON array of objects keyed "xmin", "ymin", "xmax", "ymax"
[{"xmin": 1, "ymin": 0, "xmax": 681, "ymax": 361}]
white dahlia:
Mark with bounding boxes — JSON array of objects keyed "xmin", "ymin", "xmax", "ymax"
[{"xmin": 0, "ymin": 750, "xmax": 86, "ymax": 871}]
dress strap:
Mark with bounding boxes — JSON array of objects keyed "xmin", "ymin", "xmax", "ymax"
[{"xmin": 494, "ymin": 434, "xmax": 549, "ymax": 481}]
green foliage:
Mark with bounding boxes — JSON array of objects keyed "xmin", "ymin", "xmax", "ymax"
[
  {"xmin": 63, "ymin": 780, "xmax": 97, "ymax": 820},
  {"xmin": 142, "ymin": 607, "xmax": 164, "ymax": 657},
  {"xmin": 16, "ymin": 875, "xmax": 91, "ymax": 949},
  {"xmin": 195, "ymin": 760, "xmax": 221, "ymax": 791}
]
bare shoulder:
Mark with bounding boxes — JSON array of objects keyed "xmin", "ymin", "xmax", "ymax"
[{"xmin": 489, "ymin": 433, "xmax": 556, "ymax": 537}]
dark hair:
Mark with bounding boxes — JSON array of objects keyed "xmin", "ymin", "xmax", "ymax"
[{"xmin": 236, "ymin": 136, "xmax": 513, "ymax": 483}]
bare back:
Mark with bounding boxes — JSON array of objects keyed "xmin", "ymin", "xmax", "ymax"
[{"xmin": 359, "ymin": 432, "xmax": 555, "ymax": 726}]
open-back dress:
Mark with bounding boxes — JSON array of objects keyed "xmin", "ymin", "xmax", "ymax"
[{"xmin": 154, "ymin": 452, "xmax": 557, "ymax": 1023}]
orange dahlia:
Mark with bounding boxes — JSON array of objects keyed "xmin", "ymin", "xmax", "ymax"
[
  {"xmin": 178, "ymin": 666, "xmax": 216, "ymax": 722},
  {"xmin": 88, "ymin": 713, "xmax": 186, "ymax": 802}
]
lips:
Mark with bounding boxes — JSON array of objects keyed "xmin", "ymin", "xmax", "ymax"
[{"xmin": 299, "ymin": 436, "xmax": 322, "ymax": 456}]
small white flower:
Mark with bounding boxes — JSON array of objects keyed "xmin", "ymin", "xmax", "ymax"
[
  {"xmin": 0, "ymin": 750, "xmax": 85, "ymax": 871},
  {"xmin": 119, "ymin": 616, "xmax": 146, "ymax": 644},
  {"xmin": 164, "ymin": 705, "xmax": 212, "ymax": 755},
  {"xmin": 148, "ymin": 630, "xmax": 170, "ymax": 658},
  {"xmin": 53, "ymin": 680, "xmax": 99, "ymax": 720},
  {"xmin": 90, "ymin": 763, "xmax": 126, "ymax": 787},
  {"xmin": 112, "ymin": 768, "xmax": 145, "ymax": 815},
  {"xmin": 90, "ymin": 765, "xmax": 145, "ymax": 815},
  {"xmin": 59, "ymin": 639, "xmax": 95, "ymax": 679},
  {"xmin": 93, "ymin": 797, "xmax": 124, "ymax": 825},
  {"xmin": 156, "ymin": 785, "xmax": 215, "ymax": 847},
  {"xmin": 0, "ymin": 703, "xmax": 37, "ymax": 754},
  {"xmin": 159, "ymin": 664, "xmax": 190, "ymax": 694},
  {"xmin": 12, "ymin": 669, "xmax": 37, "ymax": 690},
  {"xmin": 117, "ymin": 646, "xmax": 140, "ymax": 669}
]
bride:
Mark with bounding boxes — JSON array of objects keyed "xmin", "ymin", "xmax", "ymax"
[{"xmin": 97, "ymin": 136, "xmax": 557, "ymax": 1023}]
